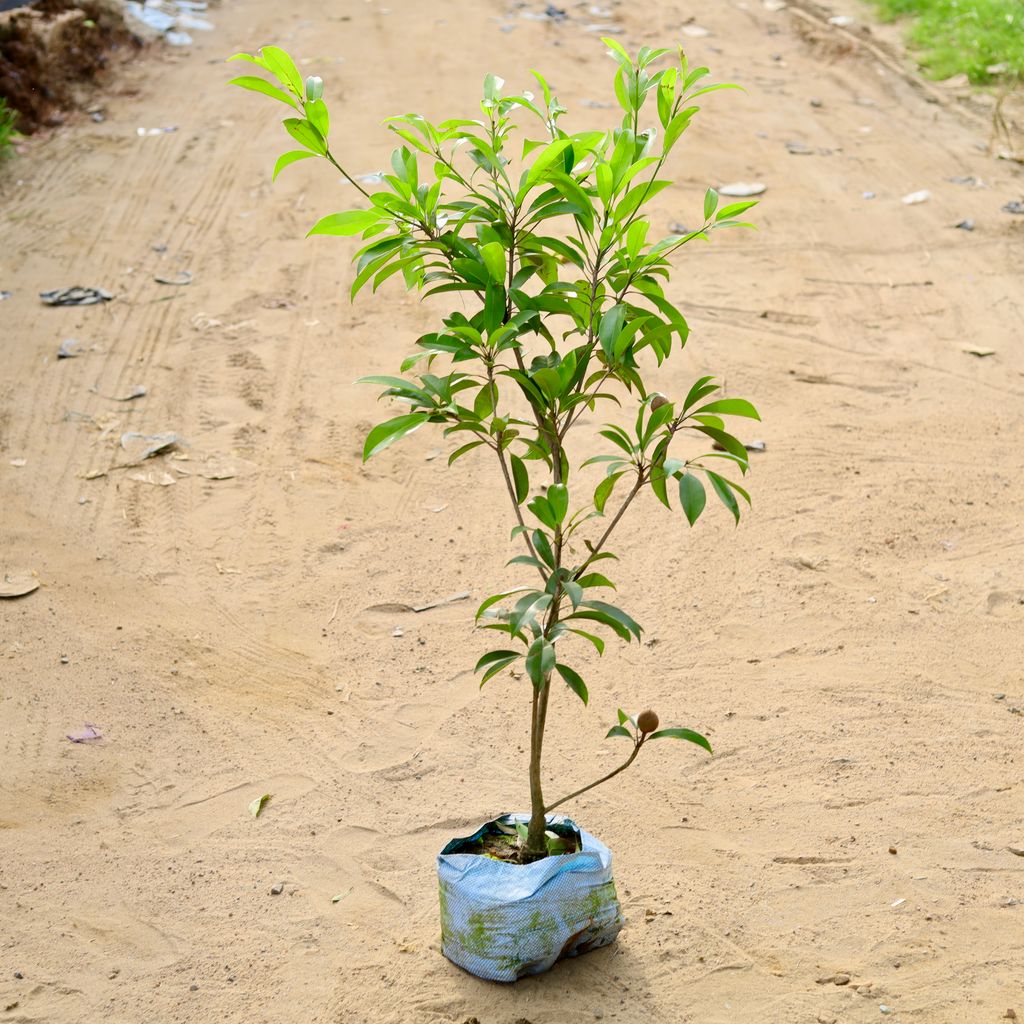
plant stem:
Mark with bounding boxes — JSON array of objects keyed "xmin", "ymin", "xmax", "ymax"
[
  {"xmin": 524, "ymin": 683, "xmax": 549, "ymax": 860},
  {"xmin": 544, "ymin": 737, "xmax": 644, "ymax": 814}
]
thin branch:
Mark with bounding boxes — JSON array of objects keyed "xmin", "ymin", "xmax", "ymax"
[
  {"xmin": 545, "ymin": 738, "xmax": 644, "ymax": 813},
  {"xmin": 574, "ymin": 473, "xmax": 645, "ymax": 578},
  {"xmin": 495, "ymin": 442, "xmax": 545, "ymax": 581}
]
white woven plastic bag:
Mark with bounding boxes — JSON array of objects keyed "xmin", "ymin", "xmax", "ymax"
[{"xmin": 438, "ymin": 813, "xmax": 624, "ymax": 981}]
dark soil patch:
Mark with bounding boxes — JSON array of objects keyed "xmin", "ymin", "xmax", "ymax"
[
  {"xmin": 0, "ymin": 0, "xmax": 140, "ymax": 133},
  {"xmin": 455, "ymin": 824, "xmax": 582, "ymax": 863}
]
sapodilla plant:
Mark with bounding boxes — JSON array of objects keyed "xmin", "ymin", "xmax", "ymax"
[{"xmin": 231, "ymin": 40, "xmax": 760, "ymax": 862}]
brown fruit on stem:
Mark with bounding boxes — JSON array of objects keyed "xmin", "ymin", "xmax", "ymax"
[
  {"xmin": 637, "ymin": 709, "xmax": 659, "ymax": 734},
  {"xmin": 650, "ymin": 394, "xmax": 670, "ymax": 411}
]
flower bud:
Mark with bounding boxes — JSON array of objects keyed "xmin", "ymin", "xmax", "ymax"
[{"xmin": 305, "ymin": 76, "xmax": 324, "ymax": 102}]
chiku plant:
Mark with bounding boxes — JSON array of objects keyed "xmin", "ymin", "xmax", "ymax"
[{"xmin": 231, "ymin": 40, "xmax": 760, "ymax": 861}]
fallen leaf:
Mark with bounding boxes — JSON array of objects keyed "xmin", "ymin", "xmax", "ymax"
[{"xmin": 249, "ymin": 793, "xmax": 272, "ymax": 818}]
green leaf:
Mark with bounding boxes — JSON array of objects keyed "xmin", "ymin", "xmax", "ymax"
[
  {"xmin": 227, "ymin": 52, "xmax": 267, "ymax": 69},
  {"xmin": 526, "ymin": 138, "xmax": 573, "ymax": 184},
  {"xmin": 273, "ymin": 149, "xmax": 316, "ymax": 181},
  {"xmin": 555, "ymin": 663, "xmax": 588, "ymax": 704},
  {"xmin": 648, "ymin": 728, "xmax": 713, "ymax": 754},
  {"xmin": 532, "ymin": 529, "xmax": 556, "ymax": 569},
  {"xmin": 706, "ymin": 470, "xmax": 740, "ymax": 523},
  {"xmin": 576, "ymin": 573, "xmax": 615, "ymax": 590},
  {"xmin": 695, "ymin": 398, "xmax": 760, "ymax": 420},
  {"xmin": 476, "ymin": 586, "xmax": 531, "ymax": 621},
  {"xmin": 547, "ymin": 483, "xmax": 568, "ymax": 524},
  {"xmin": 602, "ymin": 37, "xmax": 632, "ymax": 66},
  {"xmin": 717, "ymin": 200, "xmax": 758, "ymax": 220},
  {"xmin": 511, "ymin": 592, "xmax": 551, "ymax": 636},
  {"xmin": 525, "ymin": 637, "xmax": 556, "ymax": 688},
  {"xmin": 568, "ymin": 628, "xmax": 605, "ymax": 655},
  {"xmin": 475, "ymin": 649, "xmax": 522, "ymax": 672},
  {"xmin": 480, "ymin": 241, "xmax": 507, "ymax": 283},
  {"xmin": 308, "ymin": 210, "xmax": 380, "ymax": 237},
  {"xmin": 569, "ymin": 609, "xmax": 630, "ymax": 642},
  {"xmin": 248, "ymin": 793, "xmax": 271, "ymax": 818},
  {"xmin": 598, "ymin": 304, "xmax": 626, "ymax": 359},
  {"xmin": 594, "ymin": 471, "xmax": 624, "ymax": 514},
  {"xmin": 703, "ymin": 187, "xmax": 719, "ymax": 221},
  {"xmin": 476, "ymin": 650, "xmax": 522, "ymax": 686},
  {"xmin": 449, "ymin": 440, "xmax": 485, "ymax": 465},
  {"xmin": 306, "ymin": 97, "xmax": 330, "ymax": 138},
  {"xmin": 283, "ymin": 117, "xmax": 326, "ymax": 155},
  {"xmin": 362, "ymin": 413, "xmax": 429, "ymax": 461},
  {"xmin": 531, "ymin": 367, "xmax": 563, "ymax": 402},
  {"xmin": 229, "ymin": 76, "xmax": 297, "ymax": 108},
  {"xmin": 510, "ymin": 454, "xmax": 529, "ymax": 504},
  {"xmin": 579, "ymin": 600, "xmax": 642, "ymax": 641},
  {"xmin": 606, "ymin": 724, "xmax": 634, "ymax": 740},
  {"xmin": 528, "ymin": 495, "xmax": 558, "ymax": 531},
  {"xmin": 679, "ymin": 472, "xmax": 706, "ymax": 526},
  {"xmin": 261, "ymin": 45, "xmax": 303, "ymax": 96}
]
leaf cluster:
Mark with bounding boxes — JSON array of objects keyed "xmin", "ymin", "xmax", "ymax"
[{"xmin": 231, "ymin": 39, "xmax": 759, "ymax": 763}]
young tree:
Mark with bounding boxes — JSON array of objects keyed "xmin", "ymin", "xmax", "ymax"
[{"xmin": 231, "ymin": 40, "xmax": 759, "ymax": 860}]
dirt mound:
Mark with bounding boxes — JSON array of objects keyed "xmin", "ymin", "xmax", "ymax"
[{"xmin": 0, "ymin": 0, "xmax": 139, "ymax": 132}]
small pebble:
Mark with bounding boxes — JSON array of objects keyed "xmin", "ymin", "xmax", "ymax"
[
  {"xmin": 189, "ymin": 984, "xmax": 199, "ymax": 992},
  {"xmin": 954, "ymin": 219, "xmax": 975, "ymax": 231},
  {"xmin": 13, "ymin": 972, "xmax": 23, "ymax": 980},
  {"xmin": 880, "ymin": 1006, "xmax": 893, "ymax": 1015},
  {"xmin": 834, "ymin": 973, "xmax": 851, "ymax": 985},
  {"xmin": 60, "ymin": 656, "xmax": 69, "ymax": 665},
  {"xmin": 810, "ymin": 97, "xmax": 823, "ymax": 108},
  {"xmin": 889, "ymin": 846, "xmax": 898, "ymax": 855},
  {"xmin": 270, "ymin": 882, "xmax": 284, "ymax": 895}
]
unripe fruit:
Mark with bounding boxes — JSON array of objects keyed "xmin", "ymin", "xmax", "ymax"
[
  {"xmin": 637, "ymin": 709, "xmax": 659, "ymax": 734},
  {"xmin": 650, "ymin": 394, "xmax": 670, "ymax": 411}
]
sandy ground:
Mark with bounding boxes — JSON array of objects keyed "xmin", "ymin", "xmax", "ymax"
[{"xmin": 2, "ymin": 0, "xmax": 1024, "ymax": 1022}]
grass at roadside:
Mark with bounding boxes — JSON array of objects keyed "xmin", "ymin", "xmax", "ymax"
[
  {"xmin": 0, "ymin": 99, "xmax": 17, "ymax": 158},
  {"xmin": 871, "ymin": 0, "xmax": 1024, "ymax": 84}
]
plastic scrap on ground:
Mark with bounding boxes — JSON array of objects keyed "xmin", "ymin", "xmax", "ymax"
[
  {"xmin": 718, "ymin": 182, "xmax": 766, "ymax": 197},
  {"xmin": 67, "ymin": 725, "xmax": 102, "ymax": 743},
  {"xmin": 123, "ymin": 1, "xmax": 214, "ymax": 47},
  {"xmin": 0, "ymin": 571, "xmax": 39, "ymax": 599},
  {"xmin": 40, "ymin": 287, "xmax": 113, "ymax": 307},
  {"xmin": 154, "ymin": 270, "xmax": 193, "ymax": 286},
  {"xmin": 120, "ymin": 431, "xmax": 185, "ymax": 463}
]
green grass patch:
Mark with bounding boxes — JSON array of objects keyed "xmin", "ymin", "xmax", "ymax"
[
  {"xmin": 0, "ymin": 99, "xmax": 17, "ymax": 158},
  {"xmin": 871, "ymin": 0, "xmax": 1024, "ymax": 84}
]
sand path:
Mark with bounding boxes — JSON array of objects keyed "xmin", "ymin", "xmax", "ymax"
[{"xmin": 1, "ymin": 1, "xmax": 1023, "ymax": 1021}]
